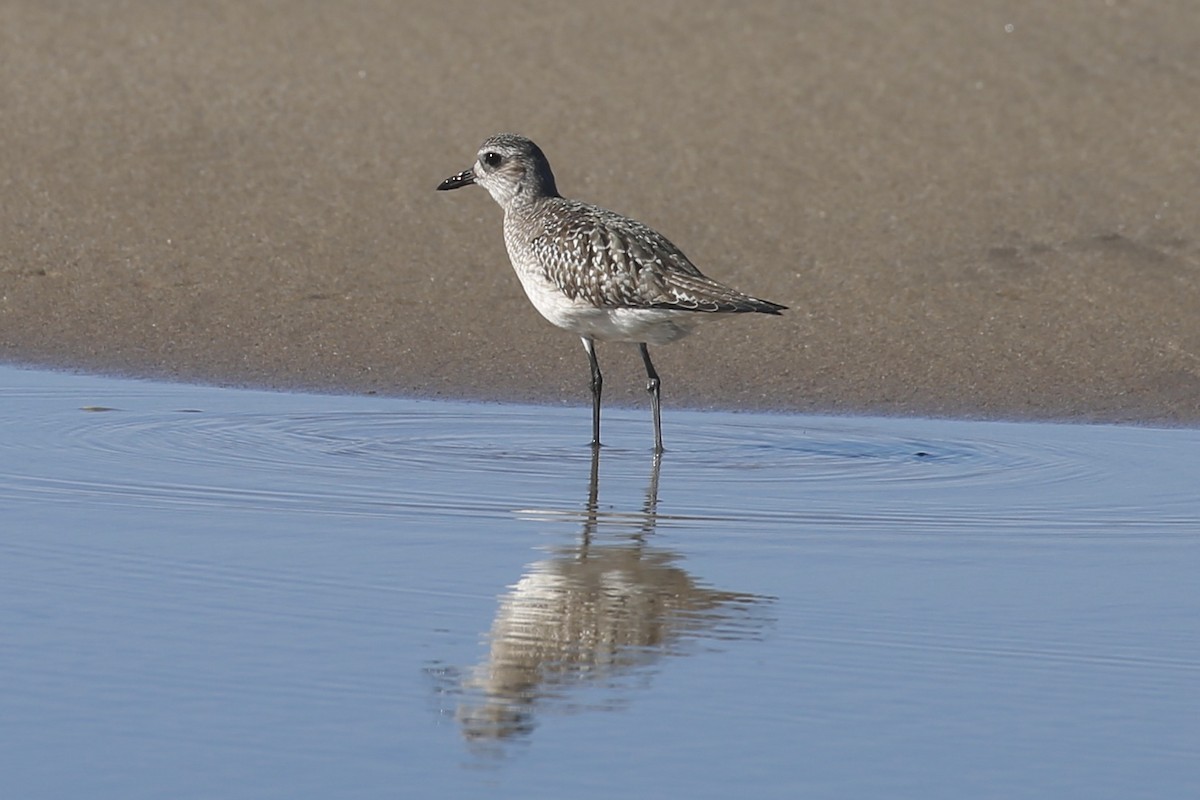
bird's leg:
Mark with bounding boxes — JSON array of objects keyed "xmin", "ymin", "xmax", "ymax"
[
  {"xmin": 582, "ymin": 337, "xmax": 603, "ymax": 448},
  {"xmin": 639, "ymin": 343, "xmax": 664, "ymax": 454}
]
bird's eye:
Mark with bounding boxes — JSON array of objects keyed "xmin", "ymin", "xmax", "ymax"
[{"xmin": 483, "ymin": 151, "xmax": 503, "ymax": 168}]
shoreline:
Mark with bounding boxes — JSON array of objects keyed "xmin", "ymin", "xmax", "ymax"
[{"xmin": 5, "ymin": 355, "xmax": 1196, "ymax": 432}]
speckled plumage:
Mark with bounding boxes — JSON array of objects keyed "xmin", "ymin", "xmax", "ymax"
[{"xmin": 437, "ymin": 133, "xmax": 786, "ymax": 451}]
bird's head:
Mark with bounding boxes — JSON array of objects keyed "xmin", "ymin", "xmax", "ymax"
[{"xmin": 437, "ymin": 133, "xmax": 559, "ymax": 208}]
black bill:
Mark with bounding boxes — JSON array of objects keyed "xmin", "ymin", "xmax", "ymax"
[{"xmin": 436, "ymin": 169, "xmax": 475, "ymax": 191}]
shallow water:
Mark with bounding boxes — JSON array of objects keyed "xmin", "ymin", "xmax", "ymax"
[{"xmin": 1, "ymin": 364, "xmax": 1197, "ymax": 799}]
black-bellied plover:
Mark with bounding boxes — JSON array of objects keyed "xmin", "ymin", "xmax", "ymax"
[{"xmin": 437, "ymin": 133, "xmax": 786, "ymax": 452}]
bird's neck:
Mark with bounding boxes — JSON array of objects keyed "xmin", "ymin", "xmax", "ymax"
[{"xmin": 503, "ymin": 181, "xmax": 559, "ymax": 214}]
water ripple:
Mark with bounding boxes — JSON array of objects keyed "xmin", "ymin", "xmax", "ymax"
[{"xmin": 0, "ymin": 384, "xmax": 1196, "ymax": 537}]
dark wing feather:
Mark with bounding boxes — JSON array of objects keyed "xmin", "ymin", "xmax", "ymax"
[
  {"xmin": 650, "ymin": 271, "xmax": 788, "ymax": 314},
  {"xmin": 532, "ymin": 200, "xmax": 785, "ymax": 314}
]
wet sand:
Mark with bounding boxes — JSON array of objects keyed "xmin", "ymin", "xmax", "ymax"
[{"xmin": 2, "ymin": 1, "xmax": 1198, "ymax": 423}]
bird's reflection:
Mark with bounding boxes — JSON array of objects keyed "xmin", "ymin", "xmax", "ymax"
[{"xmin": 449, "ymin": 448, "xmax": 772, "ymax": 746}]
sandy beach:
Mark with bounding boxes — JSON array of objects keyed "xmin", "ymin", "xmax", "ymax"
[{"xmin": 2, "ymin": 0, "xmax": 1198, "ymax": 423}]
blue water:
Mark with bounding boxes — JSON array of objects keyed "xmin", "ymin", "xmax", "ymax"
[{"xmin": 1, "ymin": 365, "xmax": 1197, "ymax": 799}]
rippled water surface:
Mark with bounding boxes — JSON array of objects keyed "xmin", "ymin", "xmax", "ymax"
[{"xmin": 2, "ymin": 365, "xmax": 1198, "ymax": 799}]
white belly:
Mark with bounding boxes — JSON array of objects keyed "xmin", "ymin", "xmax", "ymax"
[{"xmin": 512, "ymin": 267, "xmax": 698, "ymax": 345}]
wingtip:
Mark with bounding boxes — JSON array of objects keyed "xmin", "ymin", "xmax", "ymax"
[{"xmin": 747, "ymin": 298, "xmax": 787, "ymax": 315}]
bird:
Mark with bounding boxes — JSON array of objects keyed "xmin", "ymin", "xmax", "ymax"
[{"xmin": 437, "ymin": 133, "xmax": 786, "ymax": 453}]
